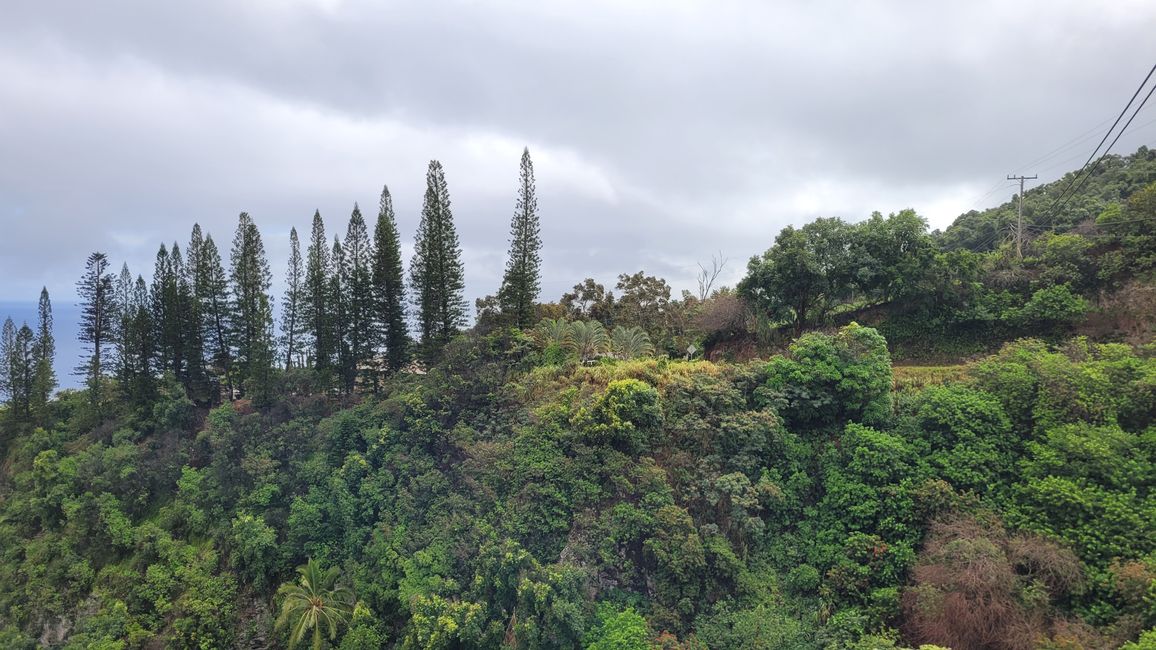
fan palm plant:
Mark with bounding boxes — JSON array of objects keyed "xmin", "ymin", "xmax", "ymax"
[
  {"xmin": 275, "ymin": 558, "xmax": 355, "ymax": 650},
  {"xmin": 610, "ymin": 326, "xmax": 655, "ymax": 359},
  {"xmin": 533, "ymin": 317, "xmax": 572, "ymax": 350},
  {"xmin": 567, "ymin": 320, "xmax": 610, "ymax": 363}
]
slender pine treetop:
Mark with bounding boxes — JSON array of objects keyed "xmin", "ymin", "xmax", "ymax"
[{"xmin": 498, "ymin": 147, "xmax": 543, "ymax": 328}]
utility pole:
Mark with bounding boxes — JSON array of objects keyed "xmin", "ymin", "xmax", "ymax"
[{"xmin": 1007, "ymin": 174, "xmax": 1037, "ymax": 259}]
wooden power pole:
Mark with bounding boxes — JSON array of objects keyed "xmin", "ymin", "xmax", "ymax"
[{"xmin": 1007, "ymin": 174, "xmax": 1037, "ymax": 259}]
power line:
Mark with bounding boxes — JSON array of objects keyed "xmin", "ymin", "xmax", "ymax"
[
  {"xmin": 1044, "ymin": 79, "xmax": 1156, "ymax": 223},
  {"xmin": 1040, "ymin": 61, "xmax": 1156, "ymax": 219},
  {"xmin": 1009, "ymin": 116, "xmax": 1116, "ymax": 174}
]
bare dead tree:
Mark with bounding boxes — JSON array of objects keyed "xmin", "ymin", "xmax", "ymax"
[{"xmin": 696, "ymin": 252, "xmax": 728, "ymax": 301}]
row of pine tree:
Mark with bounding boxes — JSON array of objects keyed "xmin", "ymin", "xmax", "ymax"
[{"xmin": 3, "ymin": 149, "xmax": 541, "ymax": 420}]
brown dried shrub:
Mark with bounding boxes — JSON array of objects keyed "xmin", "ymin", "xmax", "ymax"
[{"xmin": 901, "ymin": 515, "xmax": 1097, "ymax": 650}]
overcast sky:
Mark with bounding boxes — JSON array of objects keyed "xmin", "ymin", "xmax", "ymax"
[{"xmin": 2, "ymin": 0, "xmax": 1156, "ymax": 311}]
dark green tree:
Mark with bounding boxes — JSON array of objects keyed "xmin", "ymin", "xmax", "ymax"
[
  {"xmin": 303, "ymin": 211, "xmax": 333, "ymax": 376},
  {"xmin": 341, "ymin": 204, "xmax": 375, "ymax": 390},
  {"xmin": 151, "ymin": 244, "xmax": 184, "ymax": 379},
  {"xmin": 561, "ymin": 278, "xmax": 615, "ymax": 324},
  {"xmin": 0, "ymin": 318, "xmax": 12, "ymax": 416},
  {"xmin": 76, "ymin": 251, "xmax": 116, "ymax": 418},
  {"xmin": 371, "ymin": 185, "xmax": 408, "ymax": 377},
  {"xmin": 174, "ymin": 241, "xmax": 208, "ymax": 401},
  {"xmin": 229, "ymin": 213, "xmax": 275, "ymax": 403},
  {"xmin": 410, "ymin": 160, "xmax": 466, "ymax": 363},
  {"xmin": 30, "ymin": 287, "xmax": 56, "ymax": 422},
  {"xmin": 117, "ymin": 272, "xmax": 156, "ymax": 409},
  {"xmin": 8, "ymin": 324, "xmax": 34, "ymax": 422},
  {"xmin": 281, "ymin": 227, "xmax": 306, "ymax": 370},
  {"xmin": 498, "ymin": 147, "xmax": 542, "ymax": 328},
  {"xmin": 195, "ymin": 232, "xmax": 233, "ymax": 399},
  {"xmin": 330, "ymin": 236, "xmax": 352, "ymax": 392},
  {"xmin": 1, "ymin": 318, "xmax": 34, "ymax": 422},
  {"xmin": 738, "ymin": 218, "xmax": 856, "ymax": 334}
]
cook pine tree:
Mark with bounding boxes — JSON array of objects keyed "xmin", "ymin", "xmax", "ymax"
[
  {"xmin": 194, "ymin": 230, "xmax": 234, "ymax": 399},
  {"xmin": 410, "ymin": 160, "xmax": 466, "ymax": 363},
  {"xmin": 329, "ymin": 235, "xmax": 352, "ymax": 392},
  {"xmin": 117, "ymin": 266, "xmax": 156, "ymax": 409},
  {"xmin": 342, "ymin": 204, "xmax": 376, "ymax": 390},
  {"xmin": 281, "ymin": 227, "xmax": 306, "ymax": 370},
  {"xmin": 229, "ymin": 213, "xmax": 275, "ymax": 403},
  {"xmin": 31, "ymin": 287, "xmax": 56, "ymax": 423},
  {"xmin": 76, "ymin": 251, "xmax": 116, "ymax": 419},
  {"xmin": 372, "ymin": 185, "xmax": 408, "ymax": 377},
  {"xmin": 1, "ymin": 318, "xmax": 34, "ymax": 422},
  {"xmin": 498, "ymin": 147, "xmax": 543, "ymax": 329},
  {"xmin": 303, "ymin": 211, "xmax": 332, "ymax": 378}
]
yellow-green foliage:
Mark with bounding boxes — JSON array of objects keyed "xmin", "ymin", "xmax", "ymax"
[{"xmin": 891, "ymin": 365, "xmax": 971, "ymax": 392}]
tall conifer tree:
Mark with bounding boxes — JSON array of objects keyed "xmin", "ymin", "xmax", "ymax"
[
  {"xmin": 76, "ymin": 251, "xmax": 116, "ymax": 418},
  {"xmin": 175, "ymin": 238, "xmax": 208, "ymax": 401},
  {"xmin": 8, "ymin": 324, "xmax": 34, "ymax": 422},
  {"xmin": 281, "ymin": 227, "xmax": 306, "ymax": 370},
  {"xmin": 372, "ymin": 185, "xmax": 408, "ymax": 376},
  {"xmin": 0, "ymin": 318, "xmax": 15, "ymax": 417},
  {"xmin": 115, "ymin": 264, "xmax": 135, "ymax": 385},
  {"xmin": 498, "ymin": 147, "xmax": 543, "ymax": 329},
  {"xmin": 410, "ymin": 160, "xmax": 466, "ymax": 363},
  {"xmin": 130, "ymin": 276, "xmax": 156, "ymax": 407},
  {"xmin": 196, "ymin": 233, "xmax": 233, "ymax": 399},
  {"xmin": 343, "ymin": 204, "xmax": 375, "ymax": 389},
  {"xmin": 31, "ymin": 287, "xmax": 56, "ymax": 422},
  {"xmin": 152, "ymin": 244, "xmax": 183, "ymax": 378},
  {"xmin": 330, "ymin": 236, "xmax": 352, "ymax": 392},
  {"xmin": 116, "ymin": 270, "xmax": 156, "ymax": 410},
  {"xmin": 303, "ymin": 211, "xmax": 332, "ymax": 375},
  {"xmin": 229, "ymin": 213, "xmax": 275, "ymax": 403}
]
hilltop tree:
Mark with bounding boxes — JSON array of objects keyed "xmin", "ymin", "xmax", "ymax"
[
  {"xmin": 738, "ymin": 218, "xmax": 856, "ymax": 334},
  {"xmin": 329, "ymin": 236, "xmax": 352, "ymax": 392},
  {"xmin": 30, "ymin": 287, "xmax": 56, "ymax": 421},
  {"xmin": 118, "ymin": 275, "xmax": 156, "ymax": 409},
  {"xmin": 229, "ymin": 213, "xmax": 275, "ymax": 403},
  {"xmin": 174, "ymin": 243, "xmax": 208, "ymax": 400},
  {"xmin": 303, "ymin": 211, "xmax": 333, "ymax": 376},
  {"xmin": 498, "ymin": 147, "xmax": 542, "ymax": 328},
  {"xmin": 5, "ymin": 324, "xmax": 35, "ymax": 422},
  {"xmin": 186, "ymin": 225, "xmax": 208, "ymax": 369},
  {"xmin": 342, "ymin": 204, "xmax": 375, "ymax": 390},
  {"xmin": 151, "ymin": 244, "xmax": 183, "ymax": 379},
  {"xmin": 281, "ymin": 227, "xmax": 306, "ymax": 370},
  {"xmin": 76, "ymin": 251, "xmax": 116, "ymax": 418},
  {"xmin": 410, "ymin": 160, "xmax": 466, "ymax": 363},
  {"xmin": 0, "ymin": 319, "xmax": 12, "ymax": 414},
  {"xmin": 1, "ymin": 318, "xmax": 33, "ymax": 422},
  {"xmin": 115, "ymin": 264, "xmax": 135, "ymax": 384},
  {"xmin": 561, "ymin": 279, "xmax": 615, "ymax": 324},
  {"xmin": 372, "ymin": 185, "xmax": 408, "ymax": 376},
  {"xmin": 195, "ymin": 232, "xmax": 233, "ymax": 399}
]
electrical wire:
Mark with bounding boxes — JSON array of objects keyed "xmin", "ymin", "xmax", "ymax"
[
  {"xmin": 1043, "ymin": 80, "xmax": 1156, "ymax": 222},
  {"xmin": 1039, "ymin": 61, "xmax": 1156, "ymax": 218}
]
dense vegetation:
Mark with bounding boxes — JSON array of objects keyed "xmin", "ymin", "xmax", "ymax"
[{"xmin": 1, "ymin": 147, "xmax": 1155, "ymax": 649}]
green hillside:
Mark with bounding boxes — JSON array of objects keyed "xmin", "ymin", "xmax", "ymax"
[{"xmin": 2, "ymin": 149, "xmax": 1156, "ymax": 649}]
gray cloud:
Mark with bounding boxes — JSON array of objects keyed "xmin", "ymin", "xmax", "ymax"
[{"xmin": 2, "ymin": 0, "xmax": 1155, "ymax": 309}]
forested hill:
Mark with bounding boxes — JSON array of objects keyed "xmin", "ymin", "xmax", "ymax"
[
  {"xmin": 941, "ymin": 145, "xmax": 1156, "ymax": 251},
  {"xmin": 1, "ymin": 326, "xmax": 1155, "ymax": 649},
  {"xmin": 2, "ymin": 147, "xmax": 1156, "ymax": 649}
]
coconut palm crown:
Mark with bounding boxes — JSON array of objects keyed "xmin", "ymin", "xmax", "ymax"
[{"xmin": 275, "ymin": 558, "xmax": 355, "ymax": 650}]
